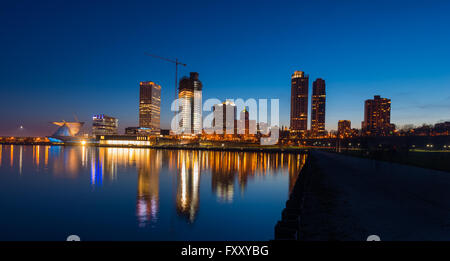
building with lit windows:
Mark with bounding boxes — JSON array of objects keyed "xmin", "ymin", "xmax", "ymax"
[
  {"xmin": 362, "ymin": 95, "xmax": 393, "ymax": 136},
  {"xmin": 97, "ymin": 135, "xmax": 155, "ymax": 146},
  {"xmin": 139, "ymin": 81, "xmax": 161, "ymax": 135},
  {"xmin": 338, "ymin": 120, "xmax": 351, "ymax": 138},
  {"xmin": 311, "ymin": 78, "xmax": 326, "ymax": 136},
  {"xmin": 434, "ymin": 121, "xmax": 450, "ymax": 135},
  {"xmin": 178, "ymin": 72, "xmax": 202, "ymax": 135},
  {"xmin": 213, "ymin": 101, "xmax": 237, "ymax": 136},
  {"xmin": 92, "ymin": 114, "xmax": 118, "ymax": 136},
  {"xmin": 290, "ymin": 71, "xmax": 309, "ymax": 133},
  {"xmin": 239, "ymin": 107, "xmax": 250, "ymax": 136}
]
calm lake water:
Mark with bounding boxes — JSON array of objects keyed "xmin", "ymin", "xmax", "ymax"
[{"xmin": 0, "ymin": 145, "xmax": 306, "ymax": 241}]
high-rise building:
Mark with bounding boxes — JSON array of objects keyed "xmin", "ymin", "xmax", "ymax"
[
  {"xmin": 139, "ymin": 81, "xmax": 161, "ymax": 135},
  {"xmin": 338, "ymin": 120, "xmax": 351, "ymax": 138},
  {"xmin": 362, "ymin": 95, "xmax": 392, "ymax": 135},
  {"xmin": 179, "ymin": 72, "xmax": 202, "ymax": 134},
  {"xmin": 213, "ymin": 101, "xmax": 237, "ymax": 135},
  {"xmin": 311, "ymin": 78, "xmax": 326, "ymax": 136},
  {"xmin": 92, "ymin": 114, "xmax": 118, "ymax": 136},
  {"xmin": 290, "ymin": 71, "xmax": 309, "ymax": 133},
  {"xmin": 240, "ymin": 107, "xmax": 250, "ymax": 136}
]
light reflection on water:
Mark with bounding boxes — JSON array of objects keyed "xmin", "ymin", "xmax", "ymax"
[{"xmin": 0, "ymin": 145, "xmax": 306, "ymax": 240}]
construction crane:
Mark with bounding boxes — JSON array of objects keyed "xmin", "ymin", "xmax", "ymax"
[{"xmin": 144, "ymin": 52, "xmax": 187, "ymax": 122}]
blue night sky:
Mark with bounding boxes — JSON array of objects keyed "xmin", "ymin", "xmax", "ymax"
[{"xmin": 1, "ymin": 0, "xmax": 450, "ymax": 136}]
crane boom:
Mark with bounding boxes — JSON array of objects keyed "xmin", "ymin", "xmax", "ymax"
[
  {"xmin": 145, "ymin": 52, "xmax": 187, "ymax": 132},
  {"xmin": 144, "ymin": 52, "xmax": 186, "ymax": 66}
]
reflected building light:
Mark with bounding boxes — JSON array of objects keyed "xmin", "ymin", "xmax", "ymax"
[
  {"xmin": 104, "ymin": 147, "xmax": 118, "ymax": 181},
  {"xmin": 100, "ymin": 149, "xmax": 104, "ymax": 184},
  {"xmin": 287, "ymin": 154, "xmax": 307, "ymax": 193},
  {"xmin": 151, "ymin": 198, "xmax": 158, "ymax": 218},
  {"xmin": 65, "ymin": 146, "xmax": 80, "ymax": 178},
  {"xmin": 10, "ymin": 145, "xmax": 14, "ymax": 167},
  {"xmin": 90, "ymin": 153, "xmax": 96, "ymax": 186},
  {"xmin": 176, "ymin": 151, "xmax": 200, "ymax": 223},
  {"xmin": 81, "ymin": 146, "xmax": 86, "ymax": 167},
  {"xmin": 211, "ymin": 151, "xmax": 236, "ymax": 203},
  {"xmin": 180, "ymin": 160, "xmax": 188, "ymax": 210},
  {"xmin": 44, "ymin": 146, "xmax": 49, "ymax": 167},
  {"xmin": 136, "ymin": 150, "xmax": 160, "ymax": 227},
  {"xmin": 190, "ymin": 154, "xmax": 200, "ymax": 221},
  {"xmin": 19, "ymin": 146, "xmax": 23, "ymax": 175},
  {"xmin": 90, "ymin": 151, "xmax": 103, "ymax": 187},
  {"xmin": 36, "ymin": 145, "xmax": 40, "ymax": 168},
  {"xmin": 0, "ymin": 145, "xmax": 2, "ymax": 167},
  {"xmin": 137, "ymin": 198, "xmax": 149, "ymax": 226}
]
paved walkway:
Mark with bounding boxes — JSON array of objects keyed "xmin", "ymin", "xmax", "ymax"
[{"xmin": 299, "ymin": 151, "xmax": 450, "ymax": 241}]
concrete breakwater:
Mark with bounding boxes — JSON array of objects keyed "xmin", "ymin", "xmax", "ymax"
[
  {"xmin": 276, "ymin": 150, "xmax": 450, "ymax": 241},
  {"xmin": 274, "ymin": 151, "xmax": 315, "ymax": 240}
]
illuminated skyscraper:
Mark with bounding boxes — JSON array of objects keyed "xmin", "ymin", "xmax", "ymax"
[
  {"xmin": 290, "ymin": 71, "xmax": 309, "ymax": 133},
  {"xmin": 213, "ymin": 101, "xmax": 237, "ymax": 136},
  {"xmin": 362, "ymin": 95, "xmax": 392, "ymax": 135},
  {"xmin": 311, "ymin": 78, "xmax": 326, "ymax": 136},
  {"xmin": 239, "ymin": 107, "xmax": 250, "ymax": 136},
  {"xmin": 139, "ymin": 81, "xmax": 161, "ymax": 135},
  {"xmin": 179, "ymin": 72, "xmax": 202, "ymax": 134}
]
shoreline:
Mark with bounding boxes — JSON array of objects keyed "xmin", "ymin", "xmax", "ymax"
[{"xmin": 0, "ymin": 142, "xmax": 310, "ymax": 153}]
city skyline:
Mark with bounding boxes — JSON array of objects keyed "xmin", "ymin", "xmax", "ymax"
[{"xmin": 1, "ymin": 0, "xmax": 450, "ymax": 136}]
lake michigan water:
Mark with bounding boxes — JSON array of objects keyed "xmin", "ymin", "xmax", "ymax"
[{"xmin": 0, "ymin": 145, "xmax": 305, "ymax": 241}]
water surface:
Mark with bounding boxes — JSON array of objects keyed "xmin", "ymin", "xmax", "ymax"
[{"xmin": 0, "ymin": 145, "xmax": 305, "ymax": 241}]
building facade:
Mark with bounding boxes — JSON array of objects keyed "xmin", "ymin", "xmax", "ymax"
[
  {"xmin": 125, "ymin": 126, "xmax": 157, "ymax": 135},
  {"xmin": 97, "ymin": 135, "xmax": 155, "ymax": 146},
  {"xmin": 311, "ymin": 78, "xmax": 326, "ymax": 136},
  {"xmin": 179, "ymin": 72, "xmax": 203, "ymax": 134},
  {"xmin": 338, "ymin": 120, "xmax": 351, "ymax": 138},
  {"xmin": 239, "ymin": 108, "xmax": 250, "ymax": 136},
  {"xmin": 290, "ymin": 71, "xmax": 309, "ymax": 133},
  {"xmin": 362, "ymin": 95, "xmax": 392, "ymax": 135},
  {"xmin": 92, "ymin": 114, "xmax": 118, "ymax": 136},
  {"xmin": 139, "ymin": 81, "xmax": 161, "ymax": 135},
  {"xmin": 434, "ymin": 121, "xmax": 450, "ymax": 135},
  {"xmin": 213, "ymin": 101, "xmax": 237, "ymax": 136}
]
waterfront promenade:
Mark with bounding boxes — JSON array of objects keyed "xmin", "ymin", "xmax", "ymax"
[{"xmin": 296, "ymin": 151, "xmax": 450, "ymax": 240}]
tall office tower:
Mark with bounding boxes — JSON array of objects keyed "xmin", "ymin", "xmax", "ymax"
[
  {"xmin": 139, "ymin": 81, "xmax": 161, "ymax": 135},
  {"xmin": 338, "ymin": 120, "xmax": 351, "ymax": 138},
  {"xmin": 290, "ymin": 71, "xmax": 309, "ymax": 133},
  {"xmin": 363, "ymin": 95, "xmax": 392, "ymax": 136},
  {"xmin": 213, "ymin": 101, "xmax": 237, "ymax": 135},
  {"xmin": 92, "ymin": 114, "xmax": 118, "ymax": 136},
  {"xmin": 179, "ymin": 72, "xmax": 203, "ymax": 134},
  {"xmin": 311, "ymin": 78, "xmax": 326, "ymax": 136},
  {"xmin": 240, "ymin": 107, "xmax": 250, "ymax": 136}
]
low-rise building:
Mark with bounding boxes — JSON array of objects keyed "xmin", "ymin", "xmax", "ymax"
[{"xmin": 92, "ymin": 114, "xmax": 118, "ymax": 136}]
